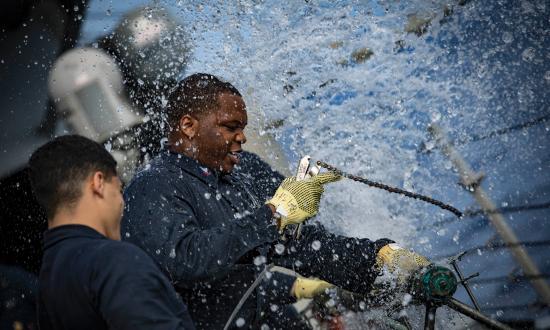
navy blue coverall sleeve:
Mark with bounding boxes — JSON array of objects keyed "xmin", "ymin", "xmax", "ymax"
[
  {"xmin": 123, "ymin": 173, "xmax": 279, "ymax": 287},
  {"xmin": 92, "ymin": 243, "xmax": 195, "ymax": 330},
  {"xmin": 274, "ymin": 225, "xmax": 393, "ymax": 296}
]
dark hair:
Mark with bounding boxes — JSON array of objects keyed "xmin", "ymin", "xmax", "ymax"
[
  {"xmin": 28, "ymin": 135, "xmax": 117, "ymax": 219},
  {"xmin": 165, "ymin": 73, "xmax": 242, "ymax": 129}
]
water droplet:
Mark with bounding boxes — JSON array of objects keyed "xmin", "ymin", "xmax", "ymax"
[
  {"xmin": 104, "ymin": 141, "xmax": 112, "ymax": 152},
  {"xmin": 521, "ymin": 47, "xmax": 536, "ymax": 62},
  {"xmin": 204, "ymin": 192, "xmax": 211, "ymax": 199},
  {"xmin": 501, "ymin": 32, "xmax": 513, "ymax": 44},
  {"xmin": 125, "ymin": 232, "xmax": 131, "ymax": 238},
  {"xmin": 155, "ymin": 249, "xmax": 161, "ymax": 255},
  {"xmin": 216, "ymin": 193, "xmax": 222, "ymax": 201},
  {"xmin": 544, "ymin": 71, "xmax": 550, "ymax": 82},
  {"xmin": 452, "ymin": 232, "xmax": 460, "ymax": 243},
  {"xmin": 311, "ymin": 240, "xmax": 321, "ymax": 250},
  {"xmin": 253, "ymin": 255, "xmax": 267, "ymax": 266},
  {"xmin": 270, "ymin": 304, "xmax": 279, "ymax": 312},
  {"xmin": 402, "ymin": 293, "xmax": 412, "ymax": 306},
  {"xmin": 424, "ymin": 140, "xmax": 435, "ymax": 152},
  {"xmin": 235, "ymin": 318, "xmax": 245, "ymax": 327},
  {"xmin": 169, "ymin": 249, "xmax": 176, "ymax": 258},
  {"xmin": 275, "ymin": 243, "xmax": 285, "ymax": 255},
  {"xmin": 430, "ymin": 112, "xmax": 441, "ymax": 122}
]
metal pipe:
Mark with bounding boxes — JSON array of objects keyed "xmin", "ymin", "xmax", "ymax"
[
  {"xmin": 446, "ymin": 298, "xmax": 513, "ymax": 330},
  {"xmin": 429, "ymin": 124, "xmax": 550, "ymax": 307},
  {"xmin": 424, "ymin": 303, "xmax": 437, "ymax": 330},
  {"xmin": 449, "ymin": 258, "xmax": 482, "ymax": 311}
]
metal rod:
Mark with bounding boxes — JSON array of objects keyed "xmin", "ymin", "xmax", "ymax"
[
  {"xmin": 429, "ymin": 124, "xmax": 550, "ymax": 307},
  {"xmin": 446, "ymin": 298, "xmax": 514, "ymax": 330},
  {"xmin": 424, "ymin": 303, "xmax": 437, "ymax": 330},
  {"xmin": 449, "ymin": 259, "xmax": 482, "ymax": 311},
  {"xmin": 460, "ymin": 272, "xmax": 480, "ymax": 283}
]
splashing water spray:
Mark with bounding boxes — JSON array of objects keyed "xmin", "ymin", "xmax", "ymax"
[{"xmin": 291, "ymin": 155, "xmax": 462, "ymax": 241}]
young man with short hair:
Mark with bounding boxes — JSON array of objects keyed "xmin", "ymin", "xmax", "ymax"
[{"xmin": 28, "ymin": 135, "xmax": 195, "ymax": 330}]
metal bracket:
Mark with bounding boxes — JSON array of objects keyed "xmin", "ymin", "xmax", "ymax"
[
  {"xmin": 458, "ymin": 171, "xmax": 485, "ymax": 190},
  {"xmin": 449, "ymin": 251, "xmax": 482, "ymax": 311}
]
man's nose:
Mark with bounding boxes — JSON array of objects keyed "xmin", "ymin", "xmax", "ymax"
[{"xmin": 236, "ymin": 131, "xmax": 247, "ymax": 144}]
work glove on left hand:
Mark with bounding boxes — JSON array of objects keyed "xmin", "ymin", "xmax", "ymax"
[
  {"xmin": 267, "ymin": 172, "xmax": 341, "ymax": 230},
  {"xmin": 376, "ymin": 243, "xmax": 431, "ymax": 285},
  {"xmin": 291, "ymin": 277, "xmax": 334, "ymax": 299}
]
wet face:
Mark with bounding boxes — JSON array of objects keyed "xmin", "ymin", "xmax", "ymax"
[{"xmin": 194, "ymin": 93, "xmax": 247, "ymax": 174}]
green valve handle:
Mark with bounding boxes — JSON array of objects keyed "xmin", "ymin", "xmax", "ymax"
[{"xmin": 413, "ymin": 265, "xmax": 458, "ymax": 303}]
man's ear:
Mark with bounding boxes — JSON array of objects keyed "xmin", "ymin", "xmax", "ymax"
[
  {"xmin": 179, "ymin": 115, "xmax": 199, "ymax": 139},
  {"xmin": 90, "ymin": 171, "xmax": 105, "ymax": 198}
]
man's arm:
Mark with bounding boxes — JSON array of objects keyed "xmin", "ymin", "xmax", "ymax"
[
  {"xmin": 238, "ymin": 153, "xmax": 391, "ymax": 296},
  {"xmin": 272, "ymin": 224, "xmax": 393, "ymax": 296},
  {"xmin": 93, "ymin": 243, "xmax": 196, "ymax": 330},
  {"xmin": 122, "ymin": 173, "xmax": 279, "ymax": 286}
]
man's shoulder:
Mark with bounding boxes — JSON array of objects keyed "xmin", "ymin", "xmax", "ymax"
[
  {"xmin": 125, "ymin": 156, "xmax": 184, "ymax": 192},
  {"xmin": 94, "ymin": 240, "xmax": 155, "ymax": 269},
  {"xmin": 132, "ymin": 155, "xmax": 175, "ymax": 181}
]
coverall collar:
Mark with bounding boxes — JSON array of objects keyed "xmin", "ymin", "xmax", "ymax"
[
  {"xmin": 43, "ymin": 224, "xmax": 106, "ymax": 250},
  {"xmin": 161, "ymin": 150, "xmax": 231, "ymax": 188}
]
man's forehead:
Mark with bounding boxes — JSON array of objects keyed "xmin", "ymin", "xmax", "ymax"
[
  {"xmin": 215, "ymin": 94, "xmax": 247, "ymax": 121},
  {"xmin": 216, "ymin": 109, "xmax": 247, "ymax": 120},
  {"xmin": 217, "ymin": 92, "xmax": 245, "ymax": 107}
]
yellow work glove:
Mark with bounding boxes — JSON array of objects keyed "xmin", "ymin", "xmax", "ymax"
[
  {"xmin": 292, "ymin": 277, "xmax": 334, "ymax": 299},
  {"xmin": 266, "ymin": 172, "xmax": 341, "ymax": 230},
  {"xmin": 376, "ymin": 243, "xmax": 431, "ymax": 284}
]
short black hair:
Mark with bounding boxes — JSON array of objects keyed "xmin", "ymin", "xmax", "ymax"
[
  {"xmin": 28, "ymin": 135, "xmax": 117, "ymax": 219},
  {"xmin": 165, "ymin": 73, "xmax": 242, "ymax": 130}
]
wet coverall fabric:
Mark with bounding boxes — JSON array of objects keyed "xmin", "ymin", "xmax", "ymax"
[
  {"xmin": 122, "ymin": 151, "xmax": 392, "ymax": 329},
  {"xmin": 38, "ymin": 224, "xmax": 195, "ymax": 330}
]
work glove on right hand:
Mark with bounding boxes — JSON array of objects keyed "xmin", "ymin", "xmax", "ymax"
[
  {"xmin": 266, "ymin": 172, "xmax": 341, "ymax": 230},
  {"xmin": 291, "ymin": 277, "xmax": 334, "ymax": 300},
  {"xmin": 376, "ymin": 243, "xmax": 431, "ymax": 285}
]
